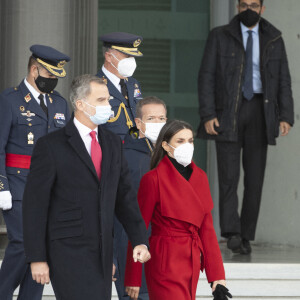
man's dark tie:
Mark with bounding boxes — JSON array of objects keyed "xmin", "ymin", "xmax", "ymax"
[
  {"xmin": 243, "ymin": 30, "xmax": 254, "ymax": 101},
  {"xmin": 38, "ymin": 94, "xmax": 48, "ymax": 117},
  {"xmin": 120, "ymin": 79, "xmax": 129, "ymax": 105}
]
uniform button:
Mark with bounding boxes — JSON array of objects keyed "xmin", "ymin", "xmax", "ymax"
[
  {"xmin": 17, "ymin": 170, "xmax": 20, "ymax": 174},
  {"xmin": 265, "ymin": 99, "xmax": 269, "ymax": 103},
  {"xmin": 28, "ymin": 123, "xmax": 32, "ymax": 126},
  {"xmin": 48, "ymin": 126, "xmax": 50, "ymax": 129}
]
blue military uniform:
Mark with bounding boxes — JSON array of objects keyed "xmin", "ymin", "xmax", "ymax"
[
  {"xmin": 96, "ymin": 32, "xmax": 143, "ymax": 140},
  {"xmin": 113, "ymin": 130, "xmax": 152, "ymax": 300},
  {"xmin": 96, "ymin": 69, "xmax": 143, "ymax": 139},
  {"xmin": 0, "ymin": 45, "xmax": 70, "ymax": 300},
  {"xmin": 97, "ymin": 32, "xmax": 146, "ymax": 299}
]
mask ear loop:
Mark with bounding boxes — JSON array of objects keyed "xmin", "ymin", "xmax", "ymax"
[{"xmin": 109, "ymin": 52, "xmax": 120, "ymax": 72}]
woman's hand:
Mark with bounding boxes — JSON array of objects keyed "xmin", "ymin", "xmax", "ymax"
[
  {"xmin": 212, "ymin": 280, "xmax": 226, "ymax": 291},
  {"xmin": 125, "ymin": 286, "xmax": 140, "ymax": 300},
  {"xmin": 212, "ymin": 280, "xmax": 232, "ymax": 299}
]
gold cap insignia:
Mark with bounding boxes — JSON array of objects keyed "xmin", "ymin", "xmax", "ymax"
[
  {"xmin": 133, "ymin": 39, "xmax": 141, "ymax": 47},
  {"xmin": 20, "ymin": 106, "xmax": 25, "ymax": 112},
  {"xmin": 57, "ymin": 60, "xmax": 66, "ymax": 68},
  {"xmin": 24, "ymin": 93, "xmax": 31, "ymax": 102}
]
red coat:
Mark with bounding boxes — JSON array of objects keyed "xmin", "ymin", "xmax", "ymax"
[{"xmin": 125, "ymin": 156, "xmax": 225, "ymax": 300}]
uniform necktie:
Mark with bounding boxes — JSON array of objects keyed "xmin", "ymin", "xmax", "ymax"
[
  {"xmin": 90, "ymin": 131, "xmax": 102, "ymax": 179},
  {"xmin": 38, "ymin": 94, "xmax": 48, "ymax": 117},
  {"xmin": 120, "ymin": 79, "xmax": 129, "ymax": 105},
  {"xmin": 243, "ymin": 30, "xmax": 254, "ymax": 101}
]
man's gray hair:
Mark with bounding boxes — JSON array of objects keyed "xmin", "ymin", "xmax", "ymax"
[{"xmin": 70, "ymin": 74, "xmax": 105, "ymax": 110}]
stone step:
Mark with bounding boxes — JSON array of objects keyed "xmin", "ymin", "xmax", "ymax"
[{"xmin": 5, "ymin": 262, "xmax": 300, "ymax": 298}]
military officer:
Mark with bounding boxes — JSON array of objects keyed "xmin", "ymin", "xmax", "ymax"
[
  {"xmin": 96, "ymin": 32, "xmax": 144, "ymax": 140},
  {"xmin": 0, "ymin": 44, "xmax": 70, "ymax": 300}
]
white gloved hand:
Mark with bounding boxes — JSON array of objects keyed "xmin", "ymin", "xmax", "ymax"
[{"xmin": 0, "ymin": 191, "xmax": 12, "ymax": 210}]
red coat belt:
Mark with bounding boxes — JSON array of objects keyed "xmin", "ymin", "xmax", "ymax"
[
  {"xmin": 6, "ymin": 153, "xmax": 31, "ymax": 169},
  {"xmin": 151, "ymin": 225, "xmax": 202, "ymax": 299}
]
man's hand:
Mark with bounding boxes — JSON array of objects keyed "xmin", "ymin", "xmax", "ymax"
[
  {"xmin": 112, "ymin": 263, "xmax": 117, "ymax": 282},
  {"xmin": 280, "ymin": 121, "xmax": 291, "ymax": 136},
  {"xmin": 31, "ymin": 262, "xmax": 50, "ymax": 285},
  {"xmin": 205, "ymin": 118, "xmax": 219, "ymax": 135},
  {"xmin": 126, "ymin": 286, "xmax": 140, "ymax": 300},
  {"xmin": 0, "ymin": 191, "xmax": 12, "ymax": 210},
  {"xmin": 133, "ymin": 245, "xmax": 151, "ymax": 263}
]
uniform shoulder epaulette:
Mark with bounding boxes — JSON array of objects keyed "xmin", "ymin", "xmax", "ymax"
[
  {"xmin": 1, "ymin": 87, "xmax": 19, "ymax": 96},
  {"xmin": 128, "ymin": 76, "xmax": 139, "ymax": 86},
  {"xmin": 50, "ymin": 90, "xmax": 67, "ymax": 101}
]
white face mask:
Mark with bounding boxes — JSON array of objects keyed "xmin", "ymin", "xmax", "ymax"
[
  {"xmin": 110, "ymin": 53, "xmax": 137, "ymax": 77},
  {"xmin": 168, "ymin": 143, "xmax": 194, "ymax": 167},
  {"xmin": 83, "ymin": 101, "xmax": 113, "ymax": 125},
  {"xmin": 140, "ymin": 120, "xmax": 166, "ymax": 144}
]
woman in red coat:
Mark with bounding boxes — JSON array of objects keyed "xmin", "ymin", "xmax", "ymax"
[{"xmin": 125, "ymin": 120, "xmax": 230, "ymax": 300}]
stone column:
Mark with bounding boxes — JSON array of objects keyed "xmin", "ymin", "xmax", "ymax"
[{"xmin": 0, "ymin": 0, "xmax": 98, "ymax": 236}]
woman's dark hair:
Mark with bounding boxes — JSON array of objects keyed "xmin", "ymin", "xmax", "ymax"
[{"xmin": 150, "ymin": 119, "xmax": 193, "ymax": 170}]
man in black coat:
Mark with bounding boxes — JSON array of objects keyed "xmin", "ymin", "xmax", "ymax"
[
  {"xmin": 22, "ymin": 74, "xmax": 150, "ymax": 300},
  {"xmin": 113, "ymin": 96, "xmax": 167, "ymax": 300},
  {"xmin": 197, "ymin": 0, "xmax": 294, "ymax": 254}
]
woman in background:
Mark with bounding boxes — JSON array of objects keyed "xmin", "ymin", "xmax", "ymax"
[{"xmin": 125, "ymin": 120, "xmax": 231, "ymax": 300}]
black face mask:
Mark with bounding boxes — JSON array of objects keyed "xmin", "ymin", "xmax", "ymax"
[
  {"xmin": 238, "ymin": 9, "xmax": 261, "ymax": 28},
  {"xmin": 35, "ymin": 73, "xmax": 58, "ymax": 94}
]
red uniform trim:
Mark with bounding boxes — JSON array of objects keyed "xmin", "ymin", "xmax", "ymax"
[{"xmin": 6, "ymin": 153, "xmax": 31, "ymax": 169}]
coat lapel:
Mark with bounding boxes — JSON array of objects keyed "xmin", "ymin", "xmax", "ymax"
[
  {"xmin": 157, "ymin": 156, "xmax": 213, "ymax": 228},
  {"xmin": 98, "ymin": 125, "xmax": 112, "ymax": 189},
  {"xmin": 97, "ymin": 69, "xmax": 127, "ymax": 104},
  {"xmin": 19, "ymin": 81, "xmax": 48, "ymax": 121},
  {"xmin": 125, "ymin": 78, "xmax": 135, "ymax": 109},
  {"xmin": 65, "ymin": 117, "xmax": 99, "ymax": 182},
  {"xmin": 106, "ymin": 79, "xmax": 125, "ymax": 103},
  {"xmin": 45, "ymin": 93, "xmax": 56, "ymax": 122},
  {"xmin": 226, "ymin": 15, "xmax": 244, "ymax": 47}
]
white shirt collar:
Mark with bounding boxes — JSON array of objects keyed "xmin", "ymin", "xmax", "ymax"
[
  {"xmin": 73, "ymin": 117, "xmax": 98, "ymax": 137},
  {"xmin": 240, "ymin": 22, "xmax": 259, "ymax": 35},
  {"xmin": 102, "ymin": 65, "xmax": 121, "ymax": 89},
  {"xmin": 24, "ymin": 78, "xmax": 44, "ymax": 102}
]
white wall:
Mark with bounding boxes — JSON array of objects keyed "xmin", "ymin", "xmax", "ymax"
[{"xmin": 248, "ymin": 0, "xmax": 300, "ymax": 246}]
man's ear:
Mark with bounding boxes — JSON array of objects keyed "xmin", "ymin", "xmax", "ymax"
[
  {"xmin": 29, "ymin": 65, "xmax": 38, "ymax": 79},
  {"xmin": 260, "ymin": 5, "xmax": 266, "ymax": 15},
  {"xmin": 135, "ymin": 118, "xmax": 142, "ymax": 130},
  {"xmin": 76, "ymin": 100, "xmax": 84, "ymax": 111},
  {"xmin": 105, "ymin": 51, "xmax": 112, "ymax": 63}
]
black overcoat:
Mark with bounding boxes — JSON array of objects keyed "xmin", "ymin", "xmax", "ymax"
[
  {"xmin": 22, "ymin": 117, "xmax": 148, "ymax": 300},
  {"xmin": 197, "ymin": 16, "xmax": 294, "ymax": 145}
]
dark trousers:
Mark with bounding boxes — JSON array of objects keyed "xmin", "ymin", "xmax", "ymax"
[
  {"xmin": 216, "ymin": 95, "xmax": 268, "ymax": 241},
  {"xmin": 114, "ymin": 217, "xmax": 149, "ymax": 300},
  {"xmin": 0, "ymin": 201, "xmax": 44, "ymax": 300}
]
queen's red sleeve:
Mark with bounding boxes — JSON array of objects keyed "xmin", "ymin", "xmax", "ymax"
[
  {"xmin": 124, "ymin": 172, "xmax": 158, "ymax": 287},
  {"xmin": 199, "ymin": 212, "xmax": 225, "ymax": 283}
]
